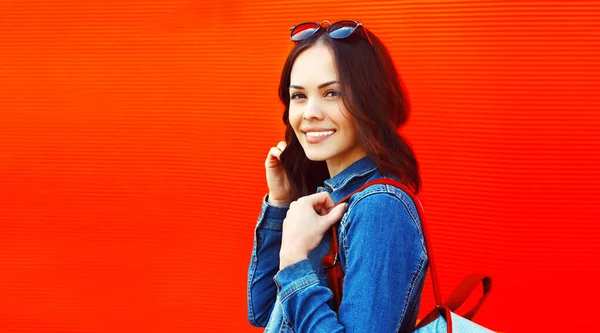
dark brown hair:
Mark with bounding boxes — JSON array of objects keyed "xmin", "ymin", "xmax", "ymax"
[{"xmin": 279, "ymin": 26, "xmax": 421, "ymax": 200}]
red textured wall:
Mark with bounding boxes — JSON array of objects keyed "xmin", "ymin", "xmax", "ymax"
[{"xmin": 1, "ymin": 1, "xmax": 598, "ymax": 332}]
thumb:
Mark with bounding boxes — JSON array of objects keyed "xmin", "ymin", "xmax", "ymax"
[{"xmin": 320, "ymin": 203, "xmax": 348, "ymax": 231}]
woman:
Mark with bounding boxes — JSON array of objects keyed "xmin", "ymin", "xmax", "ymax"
[{"xmin": 247, "ymin": 20, "xmax": 428, "ymax": 333}]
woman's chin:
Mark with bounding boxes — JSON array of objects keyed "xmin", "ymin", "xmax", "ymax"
[{"xmin": 303, "ymin": 150, "xmax": 331, "ymax": 162}]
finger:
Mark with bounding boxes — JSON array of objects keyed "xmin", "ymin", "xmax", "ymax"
[
  {"xmin": 265, "ymin": 148, "xmax": 283, "ymax": 168},
  {"xmin": 315, "ymin": 200, "xmax": 336, "ymax": 215},
  {"xmin": 317, "ymin": 205, "xmax": 328, "ymax": 216},
  {"xmin": 307, "ymin": 192, "xmax": 336, "ymax": 211},
  {"xmin": 320, "ymin": 203, "xmax": 348, "ymax": 231},
  {"xmin": 269, "ymin": 147, "xmax": 283, "ymax": 160},
  {"xmin": 276, "ymin": 141, "xmax": 287, "ymax": 151},
  {"xmin": 322, "ymin": 203, "xmax": 339, "ymax": 215}
]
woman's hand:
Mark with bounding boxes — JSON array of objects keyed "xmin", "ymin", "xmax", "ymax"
[
  {"xmin": 279, "ymin": 192, "xmax": 348, "ymax": 270},
  {"xmin": 265, "ymin": 141, "xmax": 292, "ymax": 206}
]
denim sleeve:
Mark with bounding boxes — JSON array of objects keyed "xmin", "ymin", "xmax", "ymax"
[
  {"xmin": 273, "ymin": 192, "xmax": 427, "ymax": 333},
  {"xmin": 247, "ymin": 194, "xmax": 289, "ymax": 327}
]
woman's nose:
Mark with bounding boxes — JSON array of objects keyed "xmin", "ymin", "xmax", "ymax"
[{"xmin": 303, "ymin": 100, "xmax": 325, "ymax": 120}]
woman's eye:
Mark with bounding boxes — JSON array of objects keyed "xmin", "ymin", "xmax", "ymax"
[
  {"xmin": 325, "ymin": 90, "xmax": 340, "ymax": 98},
  {"xmin": 290, "ymin": 92, "xmax": 305, "ymax": 100}
]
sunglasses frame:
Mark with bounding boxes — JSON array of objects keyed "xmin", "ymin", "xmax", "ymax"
[{"xmin": 289, "ymin": 20, "xmax": 373, "ymax": 46}]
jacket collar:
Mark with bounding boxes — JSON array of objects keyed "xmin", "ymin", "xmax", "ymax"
[{"xmin": 317, "ymin": 155, "xmax": 379, "ymax": 203}]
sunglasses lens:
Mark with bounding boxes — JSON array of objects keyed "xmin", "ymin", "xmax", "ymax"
[
  {"xmin": 328, "ymin": 20, "xmax": 358, "ymax": 39},
  {"xmin": 291, "ymin": 23, "xmax": 320, "ymax": 41}
]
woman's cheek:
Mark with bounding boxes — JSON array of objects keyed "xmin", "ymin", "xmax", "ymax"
[{"xmin": 288, "ymin": 110, "xmax": 303, "ymax": 135}]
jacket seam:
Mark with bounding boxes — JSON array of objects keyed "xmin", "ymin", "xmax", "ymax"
[
  {"xmin": 396, "ymin": 256, "xmax": 426, "ymax": 333},
  {"xmin": 247, "ymin": 222, "xmax": 260, "ymax": 326},
  {"xmin": 340, "ymin": 187, "xmax": 420, "ymax": 252},
  {"xmin": 340, "ymin": 185, "xmax": 426, "ymax": 253},
  {"xmin": 325, "ymin": 165, "xmax": 377, "ymax": 191},
  {"xmin": 279, "ymin": 275, "xmax": 320, "ymax": 303}
]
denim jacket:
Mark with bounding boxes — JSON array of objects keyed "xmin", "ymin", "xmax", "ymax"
[{"xmin": 247, "ymin": 156, "xmax": 429, "ymax": 333}]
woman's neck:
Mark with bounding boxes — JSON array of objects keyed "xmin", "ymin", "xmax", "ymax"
[{"xmin": 326, "ymin": 147, "xmax": 368, "ymax": 178}]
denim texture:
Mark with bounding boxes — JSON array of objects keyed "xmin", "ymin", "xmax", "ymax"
[{"xmin": 247, "ymin": 156, "xmax": 429, "ymax": 333}]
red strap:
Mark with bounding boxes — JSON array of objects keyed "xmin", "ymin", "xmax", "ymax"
[
  {"xmin": 321, "ymin": 230, "xmax": 344, "ymax": 312},
  {"xmin": 444, "ymin": 274, "xmax": 492, "ymax": 320}
]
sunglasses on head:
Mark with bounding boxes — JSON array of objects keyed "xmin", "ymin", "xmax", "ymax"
[{"xmin": 289, "ymin": 20, "xmax": 373, "ymax": 46}]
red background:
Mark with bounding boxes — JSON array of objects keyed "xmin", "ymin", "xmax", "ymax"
[{"xmin": 1, "ymin": 1, "xmax": 599, "ymax": 332}]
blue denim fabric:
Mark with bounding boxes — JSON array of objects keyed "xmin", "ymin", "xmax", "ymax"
[{"xmin": 247, "ymin": 156, "xmax": 429, "ymax": 333}]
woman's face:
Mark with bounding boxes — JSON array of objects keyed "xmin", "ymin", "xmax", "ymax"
[{"xmin": 288, "ymin": 43, "xmax": 366, "ymax": 176}]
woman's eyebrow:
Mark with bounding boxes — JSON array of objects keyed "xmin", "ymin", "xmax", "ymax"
[{"xmin": 289, "ymin": 80, "xmax": 340, "ymax": 90}]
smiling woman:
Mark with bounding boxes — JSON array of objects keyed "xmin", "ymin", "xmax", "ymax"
[{"xmin": 247, "ymin": 20, "xmax": 427, "ymax": 333}]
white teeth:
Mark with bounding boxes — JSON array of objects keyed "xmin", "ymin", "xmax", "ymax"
[{"xmin": 306, "ymin": 130, "xmax": 335, "ymax": 137}]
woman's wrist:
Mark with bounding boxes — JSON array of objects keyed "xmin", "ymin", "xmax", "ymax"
[
  {"xmin": 279, "ymin": 250, "xmax": 308, "ymax": 271},
  {"xmin": 267, "ymin": 193, "xmax": 291, "ymax": 207}
]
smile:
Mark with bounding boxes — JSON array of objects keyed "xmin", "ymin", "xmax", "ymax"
[{"xmin": 304, "ymin": 130, "xmax": 336, "ymax": 144}]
